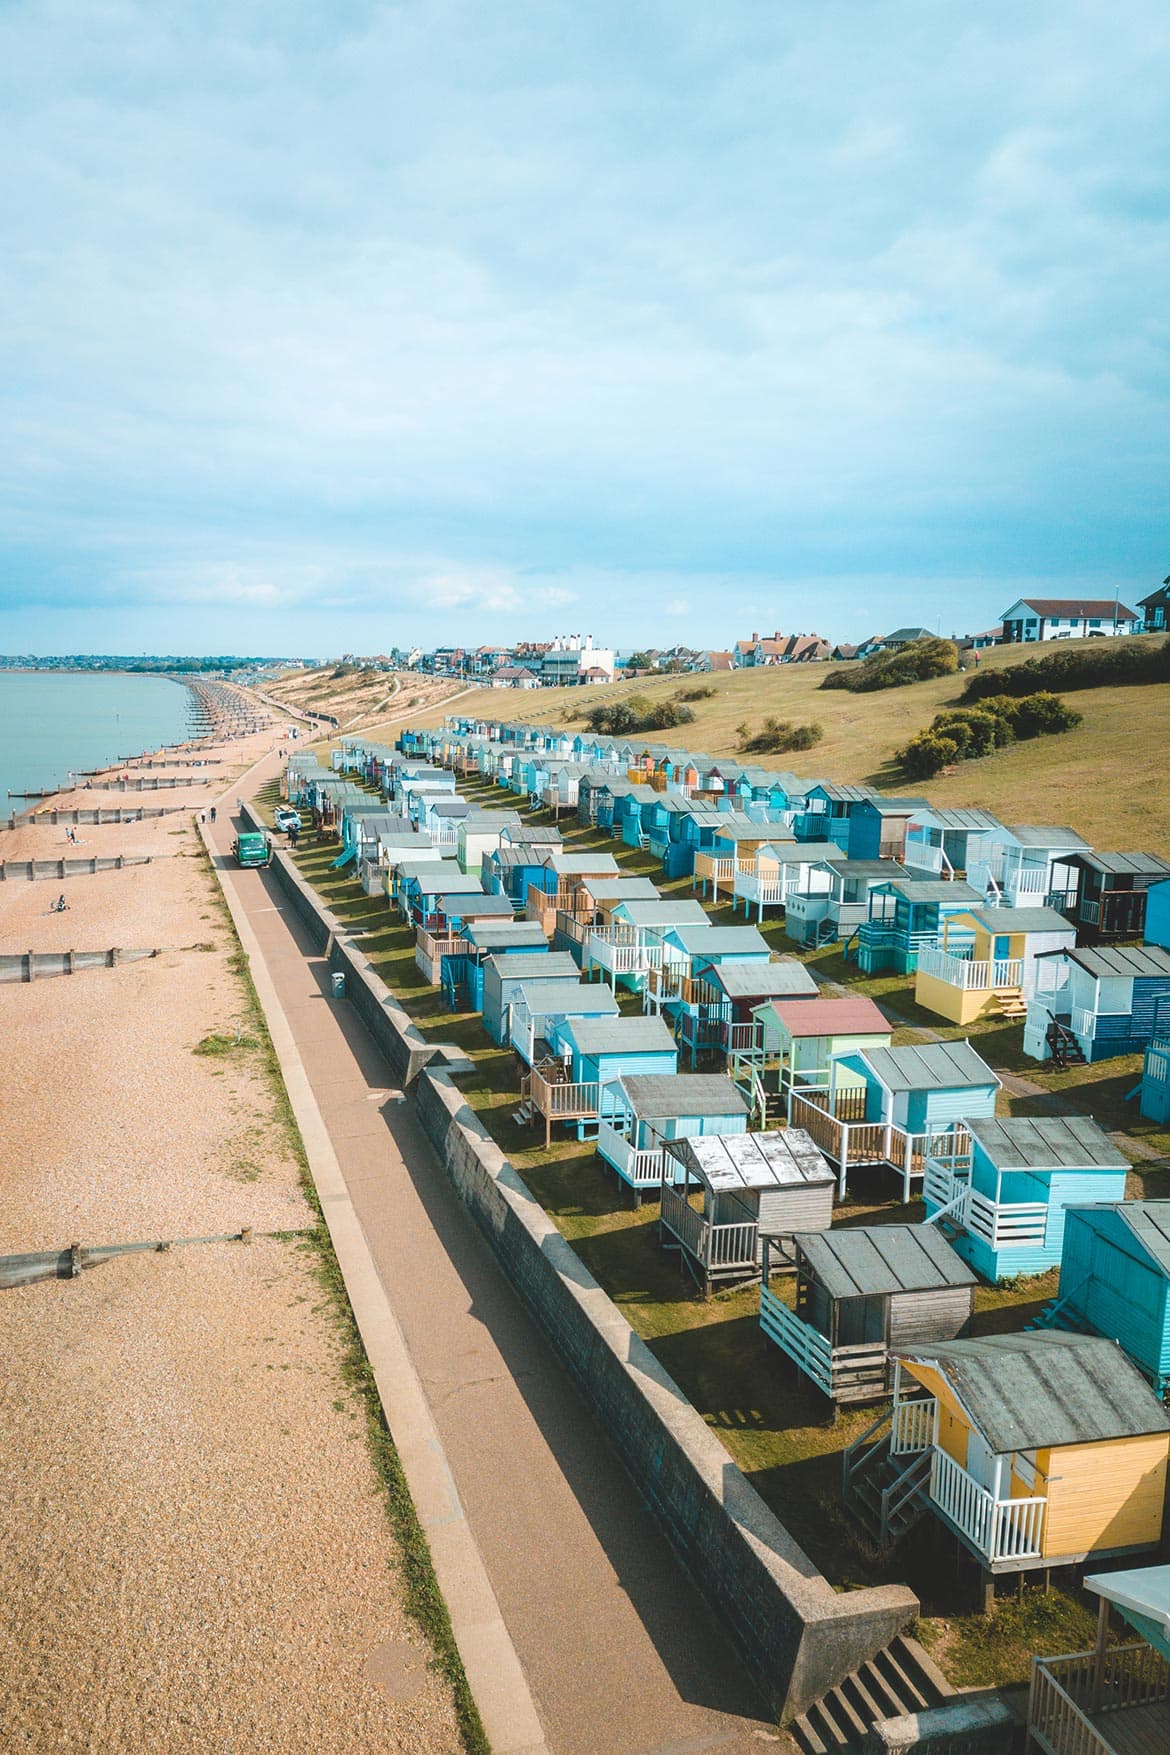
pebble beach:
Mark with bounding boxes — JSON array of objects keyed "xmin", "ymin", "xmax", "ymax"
[{"xmin": 0, "ymin": 697, "xmax": 461, "ymax": 1753}]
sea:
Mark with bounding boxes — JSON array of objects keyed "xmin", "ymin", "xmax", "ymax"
[{"xmin": 0, "ymin": 671, "xmax": 196, "ymax": 807}]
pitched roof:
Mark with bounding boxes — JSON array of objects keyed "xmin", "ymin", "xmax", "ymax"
[
  {"xmin": 884, "ymin": 878, "xmax": 983, "ymax": 904},
  {"xmin": 1010, "ymin": 598, "xmax": 1137, "ymax": 619},
  {"xmin": 485, "ymin": 952, "xmax": 577, "ymax": 981},
  {"xmin": 669, "ymin": 926, "xmax": 771, "ymax": 955},
  {"xmin": 462, "ymin": 922, "xmax": 548, "ymax": 950},
  {"xmin": 559, "ymin": 1015, "xmax": 677, "ymax": 1056},
  {"xmin": 896, "ymin": 1332, "xmax": 1169, "ymax": 1452},
  {"xmin": 909, "ymin": 807, "xmax": 1003, "ymax": 831},
  {"xmin": 614, "ymin": 899, "xmax": 710, "ymax": 928},
  {"xmin": 763, "ymin": 996, "xmax": 891, "ymax": 1038},
  {"xmin": 857, "ymin": 1040, "xmax": 999, "ymax": 1092},
  {"xmin": 1068, "ymin": 944, "xmax": 1170, "ymax": 980},
  {"xmin": 668, "ymin": 1129, "xmax": 834, "ymax": 1193},
  {"xmin": 618, "ymin": 1074, "xmax": 750, "ymax": 1119},
  {"xmin": 707, "ymin": 960, "xmax": 819, "ymax": 1000},
  {"xmin": 1094, "ymin": 1202, "xmax": 1170, "ymax": 1276},
  {"xmin": 965, "ymin": 906, "xmax": 1074, "ymax": 935},
  {"xmin": 1006, "ymin": 824, "xmax": 1091, "ymax": 849},
  {"xmin": 1078, "ymin": 850, "xmax": 1170, "ymax": 878},
  {"xmin": 516, "ymin": 980, "xmax": 620, "ymax": 1016},
  {"xmin": 798, "ymin": 1225, "xmax": 975, "ymax": 1300},
  {"xmin": 969, "ymin": 1115, "xmax": 1128, "ymax": 1172}
]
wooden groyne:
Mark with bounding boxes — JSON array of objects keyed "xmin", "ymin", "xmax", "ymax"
[
  {"xmin": 0, "ymin": 947, "xmax": 168, "ymax": 982},
  {"xmin": 2, "ymin": 806, "xmax": 188, "ymax": 832},
  {"xmin": 0, "ymin": 855, "xmax": 160, "ymax": 883},
  {"xmin": 0, "ymin": 1228, "xmax": 258, "ymax": 1290}
]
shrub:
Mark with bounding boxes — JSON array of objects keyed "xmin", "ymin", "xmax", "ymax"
[
  {"xmin": 899, "ymin": 732, "xmax": 961, "ymax": 778},
  {"xmin": 583, "ymin": 695, "xmax": 694, "ymax": 736},
  {"xmin": 931, "ymin": 707, "xmax": 1013, "ymax": 758},
  {"xmin": 974, "ymin": 692, "xmax": 1083, "ymax": 738},
  {"xmin": 821, "ymin": 637, "xmax": 959, "ymax": 692},
  {"xmin": 678, "ymin": 685, "xmax": 715, "ymax": 701},
  {"xmin": 961, "ymin": 635, "xmax": 1170, "ymax": 700},
  {"xmin": 738, "ymin": 716, "xmax": 824, "ymax": 754}
]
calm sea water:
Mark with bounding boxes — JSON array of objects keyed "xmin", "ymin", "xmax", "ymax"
[{"xmin": 0, "ymin": 672, "xmax": 195, "ymax": 805}]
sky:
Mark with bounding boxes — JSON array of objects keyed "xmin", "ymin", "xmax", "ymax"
[{"xmin": 2, "ymin": 0, "xmax": 1168, "ymax": 658}]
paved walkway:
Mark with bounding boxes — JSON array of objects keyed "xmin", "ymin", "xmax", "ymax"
[{"xmin": 209, "ymin": 782, "xmax": 774, "ymax": 1755}]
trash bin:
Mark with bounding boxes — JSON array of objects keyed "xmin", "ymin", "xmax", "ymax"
[{"xmin": 331, "ymin": 972, "xmax": 346, "ymax": 999}]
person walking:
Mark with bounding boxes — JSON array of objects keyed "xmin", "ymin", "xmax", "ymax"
[{"xmin": 209, "ymin": 806, "xmax": 217, "ymax": 825}]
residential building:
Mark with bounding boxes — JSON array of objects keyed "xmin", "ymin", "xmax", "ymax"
[{"xmin": 1000, "ymin": 597, "xmax": 1137, "ymax": 643}]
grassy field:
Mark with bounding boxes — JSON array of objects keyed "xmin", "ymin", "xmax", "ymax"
[
  {"xmin": 257, "ymin": 768, "xmax": 1170, "ymax": 1687},
  {"xmin": 341, "ymin": 638, "xmax": 1170, "ymax": 851},
  {"xmin": 262, "ymin": 663, "xmax": 466, "ymax": 732}
]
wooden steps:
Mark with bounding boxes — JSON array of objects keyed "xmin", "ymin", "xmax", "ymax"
[{"xmin": 789, "ymin": 1634, "xmax": 951, "ymax": 1753}]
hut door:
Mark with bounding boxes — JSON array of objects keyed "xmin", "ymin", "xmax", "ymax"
[
  {"xmin": 965, "ymin": 1427, "xmax": 997, "ymax": 1492},
  {"xmin": 836, "ymin": 1295, "xmax": 884, "ymax": 1347}
]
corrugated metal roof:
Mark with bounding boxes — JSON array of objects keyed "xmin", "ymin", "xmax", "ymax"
[
  {"xmin": 559, "ymin": 1016, "xmax": 677, "ymax": 1055},
  {"xmin": 1070, "ymin": 944, "xmax": 1170, "ymax": 979},
  {"xmin": 967, "ymin": 906, "xmax": 1073, "ymax": 934},
  {"xmin": 668, "ymin": 1129, "xmax": 834, "ymax": 1192},
  {"xmin": 517, "ymin": 980, "xmax": 620, "ymax": 1015},
  {"xmin": 896, "ymin": 1332, "xmax": 1170, "ymax": 1453},
  {"xmin": 1081, "ymin": 851, "xmax": 1170, "ymax": 877},
  {"xmin": 708, "ymin": 961, "xmax": 819, "ymax": 999},
  {"xmin": 618, "ymin": 1074, "xmax": 750, "ymax": 1119},
  {"xmin": 485, "ymin": 953, "xmax": 577, "ymax": 981},
  {"xmin": 763, "ymin": 996, "xmax": 890, "ymax": 1037},
  {"xmin": 968, "ymin": 1115, "xmax": 1128, "ymax": 1171},
  {"xmin": 859, "ymin": 1040, "xmax": 999, "ymax": 1092},
  {"xmin": 798, "ymin": 1225, "xmax": 976, "ymax": 1300}
]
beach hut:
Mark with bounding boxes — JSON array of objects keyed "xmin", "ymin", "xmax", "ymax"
[
  {"xmin": 553, "ymin": 1016, "xmax": 678, "ymax": 1125},
  {"xmin": 965, "ymin": 824, "xmax": 1089, "ymax": 911},
  {"xmin": 660, "ymin": 1130, "xmax": 835, "ymax": 1295},
  {"xmin": 924, "ymin": 1115, "xmax": 1130, "ymax": 1283},
  {"xmin": 445, "ymin": 920, "xmax": 549, "ymax": 1011},
  {"xmin": 785, "ymin": 857, "xmax": 903, "ymax": 949},
  {"xmin": 701, "ymin": 960, "xmax": 819, "ymax": 1061},
  {"xmin": 760, "ymin": 1225, "xmax": 976, "ymax": 1406},
  {"xmin": 914, "ymin": 905, "xmax": 1077, "ymax": 1026},
  {"xmin": 732, "ymin": 838, "xmax": 841, "ymax": 923},
  {"xmin": 1065, "ymin": 851, "xmax": 1170, "ymax": 944},
  {"xmin": 873, "ymin": 1332, "xmax": 1170, "ymax": 1592},
  {"xmin": 854, "ymin": 877, "xmax": 984, "ymax": 974},
  {"xmin": 524, "ymin": 851, "xmax": 622, "ymax": 934},
  {"xmin": 1023, "ymin": 943, "xmax": 1170, "ymax": 1066},
  {"xmin": 692, "ymin": 816, "xmax": 792, "ymax": 903},
  {"xmin": 1027, "ymin": 1562, "xmax": 1170, "ymax": 1752},
  {"xmin": 1039, "ymin": 1201, "xmax": 1170, "ymax": 1397},
  {"xmin": 403, "ymin": 865, "xmax": 482, "ymax": 930},
  {"xmin": 1146, "ymin": 877, "xmax": 1170, "ymax": 952},
  {"xmin": 508, "ymin": 978, "xmax": 620, "ymax": 1067},
  {"xmin": 846, "ymin": 797, "xmax": 930, "ymax": 863},
  {"xmin": 597, "ymin": 1073, "xmax": 750, "ymax": 1200},
  {"xmin": 456, "ymin": 809, "xmax": 523, "ymax": 876},
  {"xmin": 480, "ymin": 950, "xmax": 576, "ymax": 1044},
  {"xmin": 1142, "ymin": 1029, "xmax": 1170, "ymax": 1124},
  {"xmin": 755, "ymin": 995, "xmax": 893, "ymax": 1095},
  {"xmin": 901, "ymin": 807, "xmax": 1004, "ymax": 883},
  {"xmin": 580, "ymin": 897, "xmax": 709, "ymax": 991},
  {"xmin": 789, "ymin": 1040, "xmax": 998, "ymax": 1199},
  {"xmin": 792, "ymin": 783, "xmax": 879, "ymax": 850}
]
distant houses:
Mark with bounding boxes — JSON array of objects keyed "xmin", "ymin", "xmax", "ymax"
[{"xmin": 1000, "ymin": 596, "xmax": 1137, "ymax": 643}]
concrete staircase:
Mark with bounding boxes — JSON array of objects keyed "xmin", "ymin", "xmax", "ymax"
[{"xmin": 788, "ymin": 1633, "xmax": 952, "ymax": 1753}]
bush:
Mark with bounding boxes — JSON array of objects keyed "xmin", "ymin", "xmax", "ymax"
[
  {"xmin": 738, "ymin": 716, "xmax": 824, "ymax": 754},
  {"xmin": 678, "ymin": 685, "xmax": 715, "ymax": 701},
  {"xmin": 899, "ymin": 732, "xmax": 961, "ymax": 778},
  {"xmin": 931, "ymin": 707, "xmax": 1014, "ymax": 758},
  {"xmin": 821, "ymin": 638, "xmax": 959, "ymax": 692},
  {"xmin": 583, "ymin": 694, "xmax": 695, "ymax": 736},
  {"xmin": 961, "ymin": 635, "xmax": 1170, "ymax": 700},
  {"xmin": 974, "ymin": 692, "xmax": 1083, "ymax": 738}
]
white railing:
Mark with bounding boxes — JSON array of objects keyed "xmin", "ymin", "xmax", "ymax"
[
  {"xmin": 524, "ymin": 1068, "xmax": 602, "ymax": 1119},
  {"xmin": 892, "ymin": 1396, "xmax": 938, "ymax": 1455},
  {"xmin": 596, "ymin": 1120, "xmax": 670, "ymax": 1188},
  {"xmin": 1071, "ymin": 1007, "xmax": 1098, "ymax": 1040},
  {"xmin": 721, "ymin": 1020, "xmax": 762, "ymax": 1054},
  {"xmin": 903, "ymin": 841, "xmax": 949, "ymax": 876},
  {"xmin": 929, "ymin": 1446, "xmax": 1045, "ymax": 1562},
  {"xmin": 966, "ymin": 1189, "xmax": 1048, "ymax": 1250},
  {"xmin": 917, "ymin": 948, "xmax": 1023, "ymax": 991},
  {"xmin": 733, "ymin": 872, "xmax": 786, "ymax": 908}
]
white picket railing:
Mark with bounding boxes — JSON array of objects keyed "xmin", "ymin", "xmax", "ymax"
[
  {"xmin": 891, "ymin": 1396, "xmax": 938, "ymax": 1455},
  {"xmin": 929, "ymin": 1447, "xmax": 1045, "ymax": 1562},
  {"xmin": 917, "ymin": 948, "xmax": 1023, "ymax": 992},
  {"xmin": 966, "ymin": 1189, "xmax": 1048, "ymax": 1250},
  {"xmin": 596, "ymin": 1121, "xmax": 670, "ymax": 1188}
]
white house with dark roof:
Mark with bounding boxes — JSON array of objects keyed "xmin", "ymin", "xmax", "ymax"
[{"xmin": 1000, "ymin": 597, "xmax": 1137, "ymax": 643}]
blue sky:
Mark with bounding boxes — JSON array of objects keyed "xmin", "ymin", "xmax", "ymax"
[{"xmin": 2, "ymin": 1, "xmax": 1167, "ymax": 657}]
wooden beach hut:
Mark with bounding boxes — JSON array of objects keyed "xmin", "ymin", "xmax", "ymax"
[{"xmin": 596, "ymin": 1073, "xmax": 750, "ymax": 1200}]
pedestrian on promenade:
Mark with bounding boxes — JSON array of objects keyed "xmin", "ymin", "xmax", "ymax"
[{"xmin": 209, "ymin": 806, "xmax": 217, "ymax": 824}]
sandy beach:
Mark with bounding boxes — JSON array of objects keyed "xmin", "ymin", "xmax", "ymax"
[{"xmin": 0, "ymin": 701, "xmax": 461, "ymax": 1752}]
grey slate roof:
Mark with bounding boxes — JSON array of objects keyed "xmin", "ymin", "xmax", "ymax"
[
  {"xmin": 668, "ymin": 1129, "xmax": 834, "ymax": 1193},
  {"xmin": 545, "ymin": 852, "xmax": 621, "ymax": 876},
  {"xmin": 618, "ymin": 1074, "xmax": 750, "ymax": 1119},
  {"xmin": 560, "ymin": 1016, "xmax": 677, "ymax": 1056},
  {"xmin": 517, "ymin": 980, "xmax": 620, "ymax": 1016},
  {"xmin": 1102, "ymin": 1203, "xmax": 1170, "ymax": 1277},
  {"xmin": 1006, "ymin": 824, "xmax": 1090, "ymax": 849},
  {"xmin": 669, "ymin": 926, "xmax": 771, "ymax": 955},
  {"xmin": 397, "ymin": 859, "xmax": 461, "ymax": 886},
  {"xmin": 910, "ymin": 807, "xmax": 1003, "ymax": 830},
  {"xmin": 615, "ymin": 900, "xmax": 710, "ymax": 928},
  {"xmin": 708, "ymin": 960, "xmax": 819, "ymax": 1000},
  {"xmin": 1080, "ymin": 851, "xmax": 1170, "ymax": 877},
  {"xmin": 859, "ymin": 1041, "xmax": 999, "ymax": 1092},
  {"xmin": 885, "ymin": 878, "xmax": 984, "ymax": 904},
  {"xmin": 824, "ymin": 858, "xmax": 903, "ymax": 881},
  {"xmin": 897, "ymin": 1332, "xmax": 1170, "ymax": 1452},
  {"xmin": 775, "ymin": 840, "xmax": 843, "ymax": 865},
  {"xmin": 797, "ymin": 1225, "xmax": 976, "ymax": 1301},
  {"xmin": 1069, "ymin": 944, "xmax": 1170, "ymax": 980},
  {"xmin": 463, "ymin": 923, "xmax": 547, "ymax": 950},
  {"xmin": 968, "ymin": 1115, "xmax": 1128, "ymax": 1172},
  {"xmin": 966, "ymin": 907, "xmax": 1074, "ymax": 935},
  {"xmin": 437, "ymin": 892, "xmax": 512, "ymax": 916},
  {"xmin": 487, "ymin": 952, "xmax": 586, "ymax": 982}
]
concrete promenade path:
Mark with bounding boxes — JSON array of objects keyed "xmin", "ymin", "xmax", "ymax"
[{"xmin": 208, "ymin": 783, "xmax": 775, "ymax": 1755}]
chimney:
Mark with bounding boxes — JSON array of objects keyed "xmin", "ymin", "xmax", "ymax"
[{"xmin": 751, "ymin": 631, "xmax": 758, "ymax": 643}]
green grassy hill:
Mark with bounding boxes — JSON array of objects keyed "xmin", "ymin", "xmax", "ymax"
[{"xmin": 364, "ymin": 638, "xmax": 1169, "ymax": 851}]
